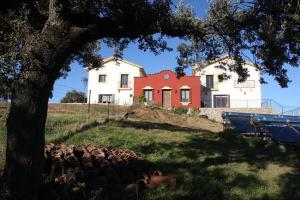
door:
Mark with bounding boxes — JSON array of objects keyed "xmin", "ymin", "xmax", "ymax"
[
  {"xmin": 163, "ymin": 90, "xmax": 171, "ymax": 108},
  {"xmin": 214, "ymin": 95, "xmax": 230, "ymax": 108}
]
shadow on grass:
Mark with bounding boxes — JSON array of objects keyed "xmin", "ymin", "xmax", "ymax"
[
  {"xmin": 51, "ymin": 120, "xmax": 107, "ymax": 144},
  {"xmin": 111, "ymin": 119, "xmax": 213, "ymax": 134},
  {"xmin": 276, "ymin": 169, "xmax": 300, "ymax": 200},
  {"xmin": 135, "ymin": 131, "xmax": 300, "ymax": 200}
]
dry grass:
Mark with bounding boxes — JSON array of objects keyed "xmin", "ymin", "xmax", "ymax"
[{"xmin": 126, "ymin": 105, "xmax": 223, "ymax": 132}]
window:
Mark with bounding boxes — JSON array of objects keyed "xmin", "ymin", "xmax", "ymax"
[
  {"xmin": 180, "ymin": 89, "xmax": 190, "ymax": 102},
  {"xmin": 120, "ymin": 74, "xmax": 129, "ymax": 88},
  {"xmin": 98, "ymin": 94, "xmax": 114, "ymax": 103},
  {"xmin": 214, "ymin": 95, "xmax": 230, "ymax": 108},
  {"xmin": 144, "ymin": 90, "xmax": 153, "ymax": 102},
  {"xmin": 99, "ymin": 75, "xmax": 106, "ymax": 82},
  {"xmin": 206, "ymin": 75, "xmax": 214, "ymax": 88}
]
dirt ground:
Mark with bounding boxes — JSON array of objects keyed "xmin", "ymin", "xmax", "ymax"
[{"xmin": 125, "ymin": 105, "xmax": 223, "ymax": 133}]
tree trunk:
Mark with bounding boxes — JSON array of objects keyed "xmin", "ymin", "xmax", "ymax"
[{"xmin": 3, "ymin": 70, "xmax": 55, "ymax": 199}]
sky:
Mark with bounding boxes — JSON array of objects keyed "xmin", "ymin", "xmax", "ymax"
[{"xmin": 50, "ymin": 0, "xmax": 300, "ymax": 107}]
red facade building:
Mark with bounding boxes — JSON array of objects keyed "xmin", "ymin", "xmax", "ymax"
[{"xmin": 134, "ymin": 70, "xmax": 201, "ymax": 108}]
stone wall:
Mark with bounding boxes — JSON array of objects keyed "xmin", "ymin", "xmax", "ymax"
[{"xmin": 197, "ymin": 108, "xmax": 278, "ymax": 122}]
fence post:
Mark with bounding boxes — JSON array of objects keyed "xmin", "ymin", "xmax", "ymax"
[
  {"xmin": 107, "ymin": 102, "xmax": 110, "ymax": 120},
  {"xmin": 117, "ymin": 102, "xmax": 119, "ymax": 118},
  {"xmin": 88, "ymin": 90, "xmax": 91, "ymax": 113}
]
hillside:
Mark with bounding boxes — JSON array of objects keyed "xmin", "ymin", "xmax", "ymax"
[
  {"xmin": 1, "ymin": 104, "xmax": 300, "ymax": 200},
  {"xmin": 125, "ymin": 105, "xmax": 223, "ymax": 133}
]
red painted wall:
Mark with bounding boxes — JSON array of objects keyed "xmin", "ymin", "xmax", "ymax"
[{"xmin": 134, "ymin": 70, "xmax": 201, "ymax": 108}]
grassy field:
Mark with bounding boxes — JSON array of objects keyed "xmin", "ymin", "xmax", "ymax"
[
  {"xmin": 0, "ymin": 103, "xmax": 127, "ymax": 168},
  {"xmin": 1, "ymin": 104, "xmax": 300, "ymax": 200}
]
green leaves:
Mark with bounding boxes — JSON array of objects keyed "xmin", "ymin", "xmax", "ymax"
[
  {"xmin": 175, "ymin": 0, "xmax": 299, "ymax": 87},
  {"xmin": 0, "ymin": 0, "xmax": 299, "ymax": 90}
]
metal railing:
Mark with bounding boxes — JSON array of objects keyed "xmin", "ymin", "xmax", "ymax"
[
  {"xmin": 204, "ymin": 99, "xmax": 299, "ymax": 116},
  {"xmin": 261, "ymin": 99, "xmax": 298, "ymax": 115},
  {"xmin": 283, "ymin": 107, "xmax": 300, "ymax": 116}
]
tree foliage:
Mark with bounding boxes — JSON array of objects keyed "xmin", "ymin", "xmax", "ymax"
[
  {"xmin": 0, "ymin": 0, "xmax": 299, "ymax": 90},
  {"xmin": 60, "ymin": 90, "xmax": 86, "ymax": 103},
  {"xmin": 0, "ymin": 0, "xmax": 203, "ymax": 92},
  {"xmin": 177, "ymin": 0, "xmax": 300, "ymax": 87}
]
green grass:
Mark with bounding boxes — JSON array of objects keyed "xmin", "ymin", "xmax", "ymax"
[
  {"xmin": 1, "ymin": 105, "xmax": 300, "ymax": 199},
  {"xmin": 0, "ymin": 104, "xmax": 126, "ymax": 169},
  {"xmin": 51, "ymin": 119, "xmax": 300, "ymax": 200}
]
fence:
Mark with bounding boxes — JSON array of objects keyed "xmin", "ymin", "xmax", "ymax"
[{"xmin": 47, "ymin": 103, "xmax": 129, "ymax": 121}]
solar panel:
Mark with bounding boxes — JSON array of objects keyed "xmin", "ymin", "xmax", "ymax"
[
  {"xmin": 222, "ymin": 112, "xmax": 300, "ymax": 142},
  {"xmin": 222, "ymin": 112, "xmax": 300, "ymax": 120},
  {"xmin": 293, "ymin": 126, "xmax": 300, "ymax": 133},
  {"xmin": 262, "ymin": 125, "xmax": 300, "ymax": 143},
  {"xmin": 228, "ymin": 117, "xmax": 256, "ymax": 133},
  {"xmin": 252, "ymin": 116, "xmax": 300, "ymax": 126}
]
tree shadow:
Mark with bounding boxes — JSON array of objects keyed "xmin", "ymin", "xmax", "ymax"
[
  {"xmin": 276, "ymin": 169, "xmax": 300, "ymax": 200},
  {"xmin": 51, "ymin": 120, "xmax": 107, "ymax": 144},
  {"xmin": 128, "ymin": 130, "xmax": 300, "ymax": 200},
  {"xmin": 110, "ymin": 119, "xmax": 213, "ymax": 134}
]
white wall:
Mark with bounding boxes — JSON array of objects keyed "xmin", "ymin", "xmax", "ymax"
[
  {"xmin": 87, "ymin": 60, "xmax": 143, "ymax": 105},
  {"xmin": 195, "ymin": 58, "xmax": 262, "ymax": 108}
]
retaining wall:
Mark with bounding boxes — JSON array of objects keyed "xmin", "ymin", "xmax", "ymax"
[{"xmin": 198, "ymin": 108, "xmax": 278, "ymax": 122}]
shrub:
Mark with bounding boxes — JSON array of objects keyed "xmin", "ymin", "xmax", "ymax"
[
  {"xmin": 60, "ymin": 90, "xmax": 86, "ymax": 103},
  {"xmin": 136, "ymin": 96, "xmax": 146, "ymax": 103},
  {"xmin": 148, "ymin": 103, "xmax": 161, "ymax": 110},
  {"xmin": 172, "ymin": 107, "xmax": 188, "ymax": 115}
]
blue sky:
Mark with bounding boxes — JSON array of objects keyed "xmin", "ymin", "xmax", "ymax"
[{"xmin": 50, "ymin": 0, "xmax": 300, "ymax": 107}]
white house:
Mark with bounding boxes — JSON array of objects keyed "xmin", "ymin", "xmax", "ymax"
[
  {"xmin": 87, "ymin": 56, "xmax": 146, "ymax": 105},
  {"xmin": 193, "ymin": 56, "xmax": 262, "ymax": 108}
]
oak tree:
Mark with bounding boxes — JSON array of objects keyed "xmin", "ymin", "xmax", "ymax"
[
  {"xmin": 0, "ymin": 0, "xmax": 205, "ymax": 198},
  {"xmin": 0, "ymin": 0, "xmax": 299, "ymax": 199}
]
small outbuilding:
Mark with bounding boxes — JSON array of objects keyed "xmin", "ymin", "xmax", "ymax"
[{"xmin": 134, "ymin": 70, "xmax": 201, "ymax": 108}]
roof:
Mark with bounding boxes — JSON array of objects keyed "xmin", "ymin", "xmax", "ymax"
[
  {"xmin": 192, "ymin": 55, "xmax": 258, "ymax": 75},
  {"xmin": 87, "ymin": 56, "xmax": 146, "ymax": 75}
]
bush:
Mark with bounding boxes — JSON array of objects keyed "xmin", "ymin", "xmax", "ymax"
[
  {"xmin": 136, "ymin": 96, "xmax": 146, "ymax": 103},
  {"xmin": 172, "ymin": 107, "xmax": 188, "ymax": 115},
  {"xmin": 60, "ymin": 90, "xmax": 86, "ymax": 103},
  {"xmin": 148, "ymin": 103, "xmax": 161, "ymax": 110}
]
